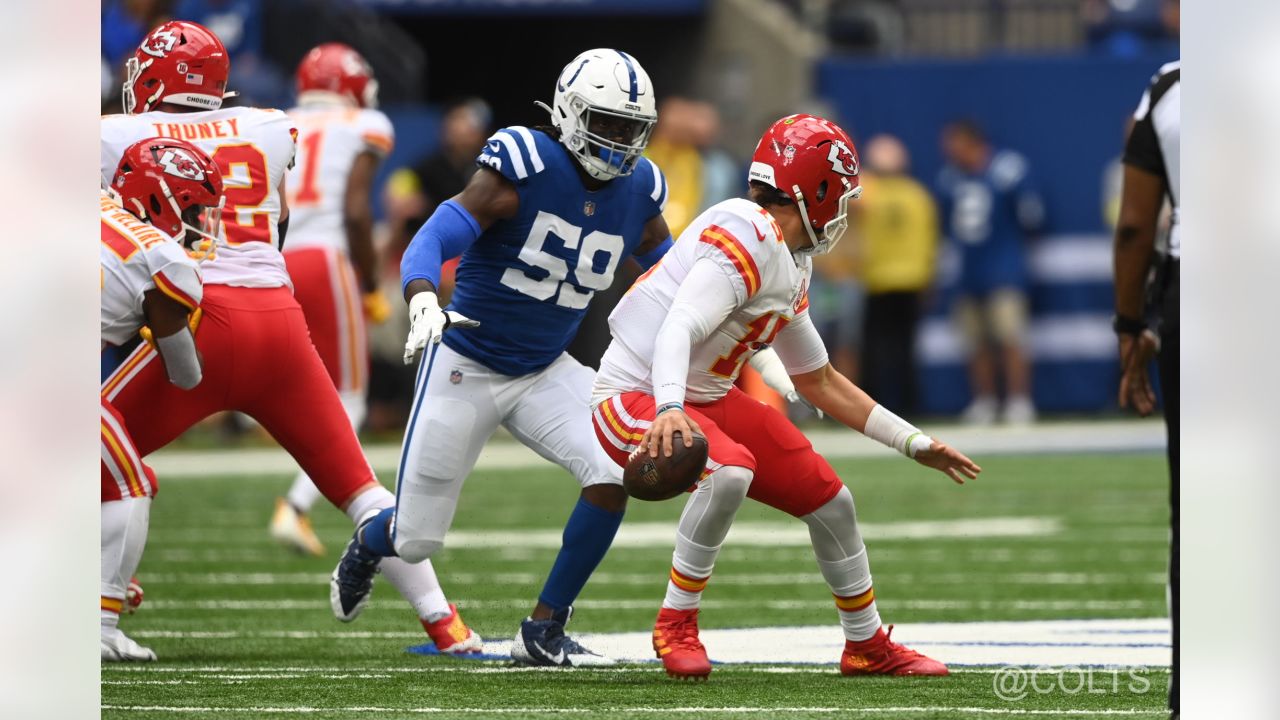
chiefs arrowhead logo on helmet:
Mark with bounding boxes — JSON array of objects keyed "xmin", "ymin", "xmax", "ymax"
[
  {"xmin": 826, "ymin": 139, "xmax": 859, "ymax": 177},
  {"xmin": 156, "ymin": 148, "xmax": 206, "ymax": 182},
  {"xmin": 141, "ymin": 28, "xmax": 180, "ymax": 58}
]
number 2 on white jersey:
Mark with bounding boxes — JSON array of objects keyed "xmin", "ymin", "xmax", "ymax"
[{"xmin": 500, "ymin": 210, "xmax": 623, "ymax": 309}]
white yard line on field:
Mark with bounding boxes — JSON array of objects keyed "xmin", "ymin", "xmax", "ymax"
[
  {"xmin": 139, "ymin": 598, "xmax": 1157, "ymax": 613},
  {"xmin": 147, "ymin": 419, "xmax": 1165, "ymax": 479},
  {"xmin": 142, "ymin": 517, "xmax": 1062, "ymax": 549},
  {"xmin": 141, "ymin": 570, "xmax": 1166, "ymax": 587},
  {"xmin": 122, "ymin": 618, "xmax": 1171, "ymax": 667}
]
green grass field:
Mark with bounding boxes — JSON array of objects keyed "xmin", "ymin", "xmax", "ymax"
[{"xmin": 102, "ymin": 449, "xmax": 1171, "ymax": 719}]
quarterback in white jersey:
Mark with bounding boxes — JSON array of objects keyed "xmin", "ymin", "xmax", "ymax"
[
  {"xmin": 100, "ymin": 21, "xmax": 480, "ymax": 656},
  {"xmin": 592, "ymin": 115, "xmax": 980, "ymax": 680},
  {"xmin": 100, "ymin": 137, "xmax": 222, "ymax": 662},
  {"xmin": 269, "ymin": 43, "xmax": 397, "ymax": 557}
]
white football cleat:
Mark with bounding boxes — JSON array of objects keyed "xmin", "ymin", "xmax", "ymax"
[
  {"xmin": 101, "ymin": 628, "xmax": 157, "ymax": 662},
  {"xmin": 270, "ymin": 497, "xmax": 326, "ymax": 557}
]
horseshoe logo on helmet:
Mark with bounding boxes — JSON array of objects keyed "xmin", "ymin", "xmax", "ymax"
[{"xmin": 826, "ymin": 139, "xmax": 859, "ymax": 177}]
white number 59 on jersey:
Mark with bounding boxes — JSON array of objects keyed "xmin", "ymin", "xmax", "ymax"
[{"xmin": 501, "ymin": 210, "xmax": 624, "ymax": 309}]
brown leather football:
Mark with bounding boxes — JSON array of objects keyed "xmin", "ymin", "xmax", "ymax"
[{"xmin": 623, "ymin": 431, "xmax": 709, "ymax": 501}]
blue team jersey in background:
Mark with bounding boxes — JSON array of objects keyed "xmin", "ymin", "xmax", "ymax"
[
  {"xmin": 936, "ymin": 149, "xmax": 1045, "ymax": 296},
  {"xmin": 444, "ymin": 126, "xmax": 668, "ymax": 376}
]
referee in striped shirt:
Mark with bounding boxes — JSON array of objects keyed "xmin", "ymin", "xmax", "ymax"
[{"xmin": 1112, "ymin": 60, "xmax": 1179, "ymax": 719}]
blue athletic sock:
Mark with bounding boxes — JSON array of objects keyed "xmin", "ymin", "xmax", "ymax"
[
  {"xmin": 538, "ymin": 497, "xmax": 625, "ymax": 610},
  {"xmin": 358, "ymin": 507, "xmax": 397, "ymax": 557}
]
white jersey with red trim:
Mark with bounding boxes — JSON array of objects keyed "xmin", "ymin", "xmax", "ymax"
[
  {"xmin": 100, "ymin": 194, "xmax": 203, "ymax": 347},
  {"xmin": 594, "ymin": 198, "xmax": 819, "ymax": 405},
  {"xmin": 284, "ymin": 102, "xmax": 394, "ymax": 254},
  {"xmin": 101, "ymin": 106, "xmax": 298, "ymax": 289}
]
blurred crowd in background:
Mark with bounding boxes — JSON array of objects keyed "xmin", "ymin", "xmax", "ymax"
[{"xmin": 102, "ymin": 0, "xmax": 1179, "ymax": 435}]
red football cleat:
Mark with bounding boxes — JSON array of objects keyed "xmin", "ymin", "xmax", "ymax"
[
  {"xmin": 840, "ymin": 625, "xmax": 948, "ymax": 676},
  {"xmin": 421, "ymin": 604, "xmax": 483, "ymax": 655},
  {"xmin": 653, "ymin": 607, "xmax": 712, "ymax": 679}
]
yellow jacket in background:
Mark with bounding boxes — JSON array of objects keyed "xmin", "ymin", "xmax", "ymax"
[{"xmin": 854, "ymin": 173, "xmax": 939, "ymax": 294}]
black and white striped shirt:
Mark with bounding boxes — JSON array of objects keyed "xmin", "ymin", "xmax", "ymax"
[{"xmin": 1124, "ymin": 61, "xmax": 1181, "ymax": 259}]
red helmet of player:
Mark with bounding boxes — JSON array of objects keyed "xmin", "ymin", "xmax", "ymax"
[
  {"xmin": 123, "ymin": 21, "xmax": 231, "ymax": 115},
  {"xmin": 749, "ymin": 114, "xmax": 863, "ymax": 255},
  {"xmin": 111, "ymin": 137, "xmax": 225, "ymax": 246},
  {"xmin": 295, "ymin": 43, "xmax": 379, "ymax": 108}
]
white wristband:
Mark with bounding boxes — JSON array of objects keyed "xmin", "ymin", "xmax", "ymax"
[{"xmin": 864, "ymin": 404, "xmax": 933, "ymax": 458}]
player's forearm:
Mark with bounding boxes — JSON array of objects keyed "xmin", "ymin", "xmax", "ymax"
[
  {"xmin": 344, "ymin": 212, "xmax": 379, "ymax": 292},
  {"xmin": 651, "ymin": 311, "xmax": 697, "ymax": 409},
  {"xmin": 400, "ymin": 200, "xmax": 481, "ymax": 300},
  {"xmin": 795, "ymin": 365, "xmax": 933, "ymax": 458},
  {"xmin": 1113, "ymin": 220, "xmax": 1156, "ymax": 320},
  {"xmin": 1113, "ymin": 165, "xmax": 1165, "ymax": 321},
  {"xmin": 793, "ymin": 364, "xmax": 876, "ymax": 431},
  {"xmin": 403, "ymin": 278, "xmax": 437, "ymax": 303},
  {"xmin": 155, "ymin": 328, "xmax": 202, "ymax": 390}
]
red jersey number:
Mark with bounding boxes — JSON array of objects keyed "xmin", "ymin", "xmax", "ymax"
[
  {"xmin": 212, "ymin": 144, "xmax": 272, "ymax": 246},
  {"xmin": 709, "ymin": 313, "xmax": 790, "ymax": 378}
]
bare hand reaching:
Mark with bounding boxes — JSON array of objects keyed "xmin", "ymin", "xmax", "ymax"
[{"xmin": 913, "ymin": 440, "xmax": 981, "ymax": 485}]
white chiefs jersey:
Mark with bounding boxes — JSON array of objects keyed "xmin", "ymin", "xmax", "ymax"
[
  {"xmin": 284, "ymin": 102, "xmax": 394, "ymax": 253},
  {"xmin": 101, "ymin": 106, "xmax": 298, "ymax": 288},
  {"xmin": 100, "ymin": 194, "xmax": 203, "ymax": 347},
  {"xmin": 595, "ymin": 198, "xmax": 824, "ymax": 405}
]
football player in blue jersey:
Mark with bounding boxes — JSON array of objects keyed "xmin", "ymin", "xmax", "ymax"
[{"xmin": 330, "ymin": 49, "xmax": 674, "ymax": 666}]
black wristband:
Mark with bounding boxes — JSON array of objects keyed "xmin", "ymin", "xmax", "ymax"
[{"xmin": 1111, "ymin": 314, "xmax": 1147, "ymax": 336}]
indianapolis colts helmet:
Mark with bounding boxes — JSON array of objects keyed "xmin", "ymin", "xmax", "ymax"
[{"xmin": 541, "ymin": 49, "xmax": 658, "ymax": 181}]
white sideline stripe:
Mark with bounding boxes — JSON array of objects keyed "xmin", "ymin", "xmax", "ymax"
[
  {"xmin": 125, "ymin": 619, "xmax": 1172, "ymax": 668},
  {"xmin": 100, "ymin": 705, "xmax": 1160, "ymax": 716},
  {"xmin": 140, "ymin": 598, "xmax": 1157, "ymax": 612},
  {"xmin": 144, "ymin": 419, "xmax": 1166, "ymax": 478},
  {"xmin": 144, "ymin": 517, "xmax": 1063, "ymax": 548},
  {"xmin": 444, "ymin": 517, "xmax": 1061, "ymax": 549},
  {"xmin": 142, "ymin": 570, "xmax": 1166, "ymax": 587}
]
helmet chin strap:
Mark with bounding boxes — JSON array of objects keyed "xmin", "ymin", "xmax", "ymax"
[{"xmin": 791, "ymin": 184, "xmax": 826, "ymax": 256}]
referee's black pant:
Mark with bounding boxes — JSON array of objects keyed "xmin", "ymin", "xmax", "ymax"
[{"xmin": 1159, "ymin": 262, "xmax": 1179, "ymax": 715}]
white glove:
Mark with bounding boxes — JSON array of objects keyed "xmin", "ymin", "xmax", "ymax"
[
  {"xmin": 750, "ymin": 347, "xmax": 824, "ymax": 419},
  {"xmin": 403, "ymin": 291, "xmax": 480, "ymax": 365}
]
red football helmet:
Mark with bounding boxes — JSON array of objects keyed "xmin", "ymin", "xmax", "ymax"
[
  {"xmin": 123, "ymin": 21, "xmax": 231, "ymax": 115},
  {"xmin": 749, "ymin": 114, "xmax": 863, "ymax": 254},
  {"xmin": 296, "ymin": 43, "xmax": 378, "ymax": 108},
  {"xmin": 111, "ymin": 137, "xmax": 225, "ymax": 244}
]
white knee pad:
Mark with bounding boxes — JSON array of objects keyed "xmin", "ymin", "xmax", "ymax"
[
  {"xmin": 676, "ymin": 465, "xmax": 752, "ymax": 548},
  {"xmin": 801, "ymin": 484, "xmax": 864, "ymax": 561}
]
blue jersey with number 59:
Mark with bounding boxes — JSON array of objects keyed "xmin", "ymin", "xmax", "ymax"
[{"xmin": 443, "ymin": 126, "xmax": 668, "ymax": 376}]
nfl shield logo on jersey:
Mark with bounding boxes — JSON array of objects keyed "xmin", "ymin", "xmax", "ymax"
[
  {"xmin": 583, "ymin": 200, "xmax": 596, "ymax": 217},
  {"xmin": 449, "ymin": 369, "xmax": 463, "ymax": 385}
]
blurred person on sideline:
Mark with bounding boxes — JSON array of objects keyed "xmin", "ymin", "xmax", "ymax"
[
  {"xmin": 854, "ymin": 134, "xmax": 938, "ymax": 413},
  {"xmin": 936, "ymin": 119, "xmax": 1044, "ymax": 425},
  {"xmin": 687, "ymin": 100, "xmax": 739, "ymax": 211},
  {"xmin": 644, "ymin": 98, "xmax": 702, "ymax": 237},
  {"xmin": 1112, "ymin": 61, "xmax": 1179, "ymax": 719},
  {"xmin": 385, "ymin": 98, "xmax": 493, "ymax": 256}
]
